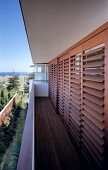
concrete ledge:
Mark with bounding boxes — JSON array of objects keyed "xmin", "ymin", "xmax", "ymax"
[{"xmin": 17, "ymin": 81, "xmax": 34, "ymax": 170}]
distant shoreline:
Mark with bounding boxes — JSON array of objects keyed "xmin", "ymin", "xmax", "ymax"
[{"xmin": 0, "ymin": 72, "xmax": 29, "ymax": 76}]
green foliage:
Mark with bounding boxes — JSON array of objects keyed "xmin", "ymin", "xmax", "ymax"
[
  {"xmin": 0, "ymin": 89, "xmax": 9, "ymax": 111},
  {"xmin": 1, "ymin": 95, "xmax": 28, "ymax": 170},
  {"xmin": 0, "ymin": 142, "xmax": 6, "ymax": 154},
  {"xmin": 0, "ymin": 87, "xmax": 16, "ymax": 112},
  {"xmin": 0, "ymin": 87, "xmax": 8, "ymax": 97},
  {"xmin": 28, "ymin": 72, "xmax": 35, "ymax": 80},
  {"xmin": 24, "ymin": 83, "xmax": 29, "ymax": 93},
  {"xmin": 23, "ymin": 72, "xmax": 35, "ymax": 94},
  {"xmin": 0, "ymin": 83, "xmax": 4, "ymax": 89},
  {"xmin": 1, "ymin": 97, "xmax": 8, "ymax": 105},
  {"xmin": 8, "ymin": 92, "xmax": 11, "ymax": 99},
  {"xmin": 0, "ymin": 95, "xmax": 28, "ymax": 169},
  {"xmin": 7, "ymin": 76, "xmax": 20, "ymax": 92},
  {"xmin": 1, "ymin": 90, "xmax": 4, "ymax": 98}
]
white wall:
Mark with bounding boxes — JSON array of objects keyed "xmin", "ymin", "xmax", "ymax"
[{"xmin": 34, "ymin": 81, "xmax": 49, "ymax": 97}]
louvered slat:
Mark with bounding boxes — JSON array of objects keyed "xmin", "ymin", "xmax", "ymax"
[
  {"xmin": 63, "ymin": 58, "xmax": 69, "ymax": 125},
  {"xmin": 81, "ymin": 46, "xmax": 105, "ymax": 167},
  {"xmin": 58, "ymin": 60, "xmax": 64, "ymax": 117},
  {"xmin": 69, "ymin": 54, "xmax": 81, "ymax": 145}
]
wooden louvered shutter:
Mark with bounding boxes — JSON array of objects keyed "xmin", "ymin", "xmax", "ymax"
[
  {"xmin": 58, "ymin": 59, "xmax": 64, "ymax": 117},
  {"xmin": 49, "ymin": 60, "xmax": 57, "ymax": 108},
  {"xmin": 69, "ymin": 53, "xmax": 81, "ymax": 146},
  {"xmin": 63, "ymin": 57, "xmax": 70, "ymax": 125},
  {"xmin": 53, "ymin": 62, "xmax": 57, "ymax": 109},
  {"xmin": 49, "ymin": 63, "xmax": 54, "ymax": 103},
  {"xmin": 49, "ymin": 23, "xmax": 108, "ymax": 170},
  {"xmin": 81, "ymin": 45, "xmax": 105, "ymax": 168}
]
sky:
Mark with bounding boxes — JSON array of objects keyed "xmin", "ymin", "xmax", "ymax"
[{"xmin": 0, "ymin": 0, "xmax": 33, "ymax": 72}]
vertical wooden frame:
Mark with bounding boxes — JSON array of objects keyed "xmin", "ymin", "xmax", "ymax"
[
  {"xmin": 104, "ymin": 29, "xmax": 108, "ymax": 162},
  {"xmin": 68, "ymin": 46, "xmax": 82, "ymax": 146},
  {"xmin": 80, "ymin": 48, "xmax": 84, "ymax": 148},
  {"xmin": 69, "ymin": 54, "xmax": 71, "ymax": 128},
  {"xmin": 57, "ymin": 57, "xmax": 64, "ymax": 117},
  {"xmin": 62, "ymin": 53, "xmax": 70, "ymax": 125},
  {"xmin": 63, "ymin": 58, "xmax": 64, "ymax": 118},
  {"xmin": 56, "ymin": 58, "xmax": 59, "ymax": 114}
]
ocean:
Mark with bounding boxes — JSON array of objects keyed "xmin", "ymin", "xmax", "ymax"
[{"xmin": 0, "ymin": 72, "xmax": 29, "ymax": 76}]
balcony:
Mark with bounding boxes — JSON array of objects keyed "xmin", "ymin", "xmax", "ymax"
[
  {"xmin": 17, "ymin": 75, "xmax": 107, "ymax": 170},
  {"xmin": 17, "ymin": 1, "xmax": 108, "ymax": 169},
  {"xmin": 16, "ymin": 23, "xmax": 108, "ymax": 170},
  {"xmin": 17, "ymin": 81, "xmax": 88, "ymax": 170}
]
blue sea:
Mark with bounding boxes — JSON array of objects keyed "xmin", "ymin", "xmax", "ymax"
[{"xmin": 0, "ymin": 72, "xmax": 29, "ymax": 76}]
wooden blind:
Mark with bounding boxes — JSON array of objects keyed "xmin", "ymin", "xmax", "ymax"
[
  {"xmin": 58, "ymin": 60, "xmax": 64, "ymax": 117},
  {"xmin": 53, "ymin": 62, "xmax": 57, "ymax": 109},
  {"xmin": 49, "ymin": 63, "xmax": 54, "ymax": 103},
  {"xmin": 49, "ymin": 61, "xmax": 57, "ymax": 109},
  {"xmin": 69, "ymin": 53, "xmax": 81, "ymax": 146},
  {"xmin": 81, "ymin": 45, "xmax": 105, "ymax": 168},
  {"xmin": 63, "ymin": 57, "xmax": 70, "ymax": 125},
  {"xmin": 49, "ymin": 24, "xmax": 108, "ymax": 169},
  {"xmin": 49, "ymin": 46, "xmax": 105, "ymax": 168}
]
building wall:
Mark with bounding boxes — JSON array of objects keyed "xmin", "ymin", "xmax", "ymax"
[
  {"xmin": 34, "ymin": 81, "xmax": 49, "ymax": 97},
  {"xmin": 49, "ymin": 22, "xmax": 108, "ymax": 169}
]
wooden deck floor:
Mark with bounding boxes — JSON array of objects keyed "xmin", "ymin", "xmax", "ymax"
[{"xmin": 35, "ymin": 97, "xmax": 80, "ymax": 170}]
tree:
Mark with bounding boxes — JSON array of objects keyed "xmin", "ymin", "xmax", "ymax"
[
  {"xmin": 0, "ymin": 90, "xmax": 8, "ymax": 109},
  {"xmin": 1, "ymin": 90, "xmax": 4, "ymax": 98},
  {"xmin": 28, "ymin": 72, "xmax": 35, "ymax": 80},
  {"xmin": 8, "ymin": 92, "xmax": 11, "ymax": 99},
  {"xmin": 23, "ymin": 72, "xmax": 35, "ymax": 94},
  {"xmin": 7, "ymin": 76, "xmax": 20, "ymax": 92},
  {"xmin": 24, "ymin": 83, "xmax": 29, "ymax": 93}
]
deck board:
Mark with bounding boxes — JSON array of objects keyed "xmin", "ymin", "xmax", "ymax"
[{"xmin": 35, "ymin": 97, "xmax": 80, "ymax": 170}]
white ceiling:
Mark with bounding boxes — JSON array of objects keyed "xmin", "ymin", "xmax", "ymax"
[{"xmin": 20, "ymin": 0, "xmax": 108, "ymax": 63}]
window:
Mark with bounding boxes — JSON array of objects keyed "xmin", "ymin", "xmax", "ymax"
[
  {"xmin": 37, "ymin": 67, "xmax": 41, "ymax": 73},
  {"xmin": 35, "ymin": 64, "xmax": 48, "ymax": 81}
]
